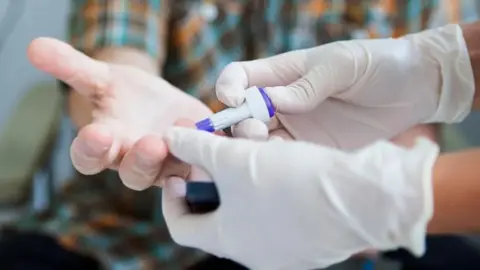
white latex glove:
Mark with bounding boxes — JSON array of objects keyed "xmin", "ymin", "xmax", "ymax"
[
  {"xmin": 162, "ymin": 127, "xmax": 440, "ymax": 270},
  {"xmin": 28, "ymin": 38, "xmax": 212, "ymax": 190},
  {"xmin": 216, "ymin": 24, "xmax": 474, "ymax": 149}
]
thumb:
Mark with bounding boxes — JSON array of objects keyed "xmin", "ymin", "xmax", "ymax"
[
  {"xmin": 265, "ymin": 65, "xmax": 346, "ymax": 114},
  {"xmin": 264, "ymin": 41, "xmax": 363, "ymax": 114},
  {"xmin": 164, "ymin": 127, "xmax": 227, "ymax": 173},
  {"xmin": 215, "ymin": 50, "xmax": 309, "ymax": 107},
  {"xmin": 232, "ymin": 118, "xmax": 269, "ymax": 140},
  {"xmin": 27, "ymin": 37, "xmax": 110, "ymax": 96}
]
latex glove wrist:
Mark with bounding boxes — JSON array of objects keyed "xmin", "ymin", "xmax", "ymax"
[
  {"xmin": 163, "ymin": 128, "xmax": 440, "ymax": 269},
  {"xmin": 404, "ymin": 24, "xmax": 474, "ymax": 123}
]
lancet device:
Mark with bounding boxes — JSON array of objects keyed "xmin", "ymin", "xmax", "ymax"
[{"xmin": 195, "ymin": 86, "xmax": 276, "ymax": 132}]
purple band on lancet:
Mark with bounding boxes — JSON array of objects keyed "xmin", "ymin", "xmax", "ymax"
[
  {"xmin": 258, "ymin": 87, "xmax": 276, "ymax": 117},
  {"xmin": 195, "ymin": 118, "xmax": 215, "ymax": 132}
]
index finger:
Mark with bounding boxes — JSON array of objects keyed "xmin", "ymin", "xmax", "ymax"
[
  {"xmin": 215, "ymin": 49, "xmax": 308, "ymax": 107},
  {"xmin": 158, "ymin": 118, "xmax": 227, "ymax": 185},
  {"xmin": 154, "ymin": 119, "xmax": 194, "ymax": 187},
  {"xmin": 27, "ymin": 37, "xmax": 110, "ymax": 96}
]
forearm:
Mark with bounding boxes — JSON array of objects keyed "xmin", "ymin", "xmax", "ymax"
[
  {"xmin": 461, "ymin": 21, "xmax": 480, "ymax": 109},
  {"xmin": 67, "ymin": 47, "xmax": 158, "ymax": 128},
  {"xmin": 428, "ymin": 148, "xmax": 480, "ymax": 234}
]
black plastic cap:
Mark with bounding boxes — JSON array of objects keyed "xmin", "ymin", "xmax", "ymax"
[{"xmin": 185, "ymin": 182, "xmax": 220, "ymax": 214}]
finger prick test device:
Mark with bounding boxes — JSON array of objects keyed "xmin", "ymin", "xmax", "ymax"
[
  {"xmin": 185, "ymin": 87, "xmax": 276, "ymax": 213},
  {"xmin": 195, "ymin": 87, "xmax": 276, "ymax": 132}
]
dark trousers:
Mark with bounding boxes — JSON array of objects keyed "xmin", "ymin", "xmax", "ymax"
[{"xmin": 384, "ymin": 236, "xmax": 480, "ymax": 270}]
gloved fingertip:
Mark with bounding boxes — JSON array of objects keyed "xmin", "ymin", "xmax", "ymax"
[
  {"xmin": 164, "ymin": 177, "xmax": 187, "ymax": 199},
  {"xmin": 263, "ymin": 86, "xmax": 285, "ymax": 108},
  {"xmin": 268, "ymin": 135, "xmax": 285, "ymax": 141},
  {"xmin": 216, "ymin": 84, "xmax": 246, "ymax": 107},
  {"xmin": 119, "ymin": 135, "xmax": 167, "ymax": 191},
  {"xmin": 164, "ymin": 127, "xmax": 185, "ymax": 145},
  {"xmin": 216, "ymin": 62, "xmax": 250, "ymax": 107},
  {"xmin": 263, "ymin": 86, "xmax": 308, "ymax": 114},
  {"xmin": 232, "ymin": 119, "xmax": 269, "ymax": 140},
  {"xmin": 165, "ymin": 126, "xmax": 214, "ymax": 146},
  {"xmin": 234, "ymin": 129, "xmax": 268, "ymax": 140}
]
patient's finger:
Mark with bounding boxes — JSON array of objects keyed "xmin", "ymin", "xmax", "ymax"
[
  {"xmin": 70, "ymin": 123, "xmax": 118, "ymax": 175},
  {"xmin": 232, "ymin": 116, "xmax": 281, "ymax": 140},
  {"xmin": 28, "ymin": 37, "xmax": 110, "ymax": 97},
  {"xmin": 119, "ymin": 134, "xmax": 168, "ymax": 191}
]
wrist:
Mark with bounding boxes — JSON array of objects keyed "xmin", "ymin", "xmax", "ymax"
[
  {"xmin": 93, "ymin": 47, "xmax": 159, "ymax": 75},
  {"xmin": 428, "ymin": 149, "xmax": 480, "ymax": 234},
  {"xmin": 407, "ymin": 24, "xmax": 475, "ymax": 123}
]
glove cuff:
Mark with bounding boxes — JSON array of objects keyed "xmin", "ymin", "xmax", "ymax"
[
  {"xmin": 394, "ymin": 138, "xmax": 439, "ymax": 256},
  {"xmin": 410, "ymin": 24, "xmax": 475, "ymax": 123},
  {"xmin": 348, "ymin": 139, "xmax": 439, "ymax": 255}
]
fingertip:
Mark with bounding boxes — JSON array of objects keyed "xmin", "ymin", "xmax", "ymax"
[
  {"xmin": 131, "ymin": 134, "xmax": 168, "ymax": 164},
  {"xmin": 162, "ymin": 177, "xmax": 191, "ymax": 228},
  {"xmin": 164, "ymin": 127, "xmax": 192, "ymax": 145},
  {"xmin": 164, "ymin": 177, "xmax": 187, "ymax": 199},
  {"xmin": 27, "ymin": 38, "xmax": 45, "ymax": 66},
  {"xmin": 70, "ymin": 137, "xmax": 108, "ymax": 175},
  {"xmin": 78, "ymin": 124, "xmax": 114, "ymax": 147},
  {"xmin": 263, "ymin": 86, "xmax": 286, "ymax": 111},
  {"xmin": 119, "ymin": 134, "xmax": 167, "ymax": 191},
  {"xmin": 268, "ymin": 135, "xmax": 285, "ymax": 141},
  {"xmin": 216, "ymin": 62, "xmax": 249, "ymax": 107},
  {"xmin": 28, "ymin": 36, "xmax": 109, "ymax": 93},
  {"xmin": 269, "ymin": 128, "xmax": 294, "ymax": 140},
  {"xmin": 173, "ymin": 118, "xmax": 196, "ymax": 128},
  {"xmin": 163, "ymin": 127, "xmax": 181, "ymax": 145},
  {"xmin": 27, "ymin": 37, "xmax": 72, "ymax": 73},
  {"xmin": 232, "ymin": 119, "xmax": 269, "ymax": 140},
  {"xmin": 216, "ymin": 84, "xmax": 246, "ymax": 107},
  {"xmin": 70, "ymin": 124, "xmax": 115, "ymax": 175}
]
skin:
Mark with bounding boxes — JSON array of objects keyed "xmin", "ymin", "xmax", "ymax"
[{"xmin": 27, "ymin": 38, "xmax": 213, "ymax": 190}]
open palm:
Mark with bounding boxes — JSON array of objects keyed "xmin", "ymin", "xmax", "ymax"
[{"xmin": 28, "ymin": 38, "xmax": 212, "ymax": 190}]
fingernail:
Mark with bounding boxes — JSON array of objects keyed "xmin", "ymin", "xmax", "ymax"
[{"xmin": 79, "ymin": 140, "xmax": 108, "ymax": 157}]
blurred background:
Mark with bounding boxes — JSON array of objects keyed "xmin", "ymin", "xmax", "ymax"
[
  {"xmin": 0, "ymin": 0, "xmax": 73, "ymax": 217},
  {"xmin": 0, "ymin": 0, "xmax": 479, "ymax": 269}
]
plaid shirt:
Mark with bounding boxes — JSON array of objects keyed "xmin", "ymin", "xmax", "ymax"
[
  {"xmin": 69, "ymin": 0, "xmax": 480, "ymax": 111},
  {"xmin": 14, "ymin": 0, "xmax": 479, "ymax": 269}
]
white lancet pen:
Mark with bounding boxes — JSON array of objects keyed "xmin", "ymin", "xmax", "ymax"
[{"xmin": 195, "ymin": 86, "xmax": 276, "ymax": 132}]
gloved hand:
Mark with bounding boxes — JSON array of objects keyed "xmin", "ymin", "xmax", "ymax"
[
  {"xmin": 27, "ymin": 38, "xmax": 212, "ymax": 190},
  {"xmin": 216, "ymin": 24, "xmax": 474, "ymax": 149},
  {"xmin": 162, "ymin": 127, "xmax": 440, "ymax": 270}
]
